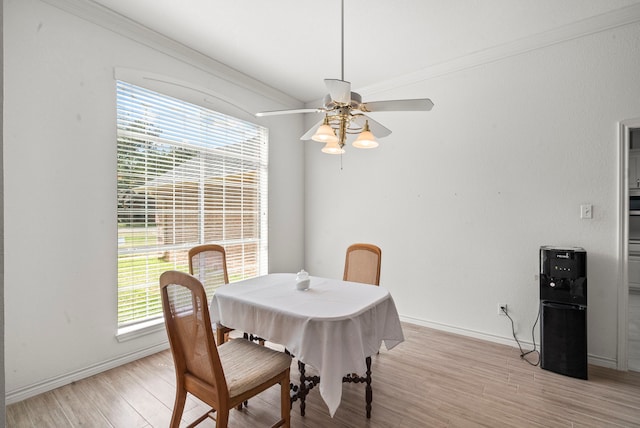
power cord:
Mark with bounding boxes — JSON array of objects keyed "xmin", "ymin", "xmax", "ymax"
[{"xmin": 501, "ymin": 305, "xmax": 540, "ymax": 366}]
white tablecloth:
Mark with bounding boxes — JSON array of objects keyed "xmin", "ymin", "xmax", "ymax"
[{"xmin": 209, "ymin": 273, "xmax": 404, "ymax": 416}]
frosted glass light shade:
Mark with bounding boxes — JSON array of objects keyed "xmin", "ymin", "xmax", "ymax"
[
  {"xmin": 312, "ymin": 124, "xmax": 338, "ymax": 143},
  {"xmin": 352, "ymin": 130, "xmax": 379, "ymax": 149},
  {"xmin": 321, "ymin": 140, "xmax": 345, "ymax": 154}
]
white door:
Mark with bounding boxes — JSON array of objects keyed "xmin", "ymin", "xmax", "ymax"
[{"xmin": 621, "ymin": 119, "xmax": 640, "ymax": 372}]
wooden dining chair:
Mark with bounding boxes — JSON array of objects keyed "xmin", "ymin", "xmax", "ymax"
[
  {"xmin": 190, "ymin": 244, "xmax": 265, "ymax": 346},
  {"xmin": 342, "ymin": 243, "xmax": 381, "ymax": 417},
  {"xmin": 160, "ymin": 270, "xmax": 292, "ymax": 428},
  {"xmin": 188, "ymin": 244, "xmax": 234, "ymax": 345},
  {"xmin": 343, "ymin": 243, "xmax": 382, "ymax": 286}
]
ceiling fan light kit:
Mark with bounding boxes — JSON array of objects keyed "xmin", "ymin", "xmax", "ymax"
[
  {"xmin": 255, "ymin": 0, "xmax": 433, "ymax": 155},
  {"xmin": 321, "ymin": 139, "xmax": 346, "ymax": 155},
  {"xmin": 352, "ymin": 120, "xmax": 379, "ymax": 149},
  {"xmin": 311, "ymin": 116, "xmax": 339, "ymax": 143}
]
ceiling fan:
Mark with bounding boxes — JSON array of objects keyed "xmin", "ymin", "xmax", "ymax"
[{"xmin": 255, "ymin": 0, "xmax": 434, "ymax": 154}]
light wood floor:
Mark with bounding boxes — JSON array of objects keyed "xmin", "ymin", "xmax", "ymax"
[{"xmin": 7, "ymin": 323, "xmax": 640, "ymax": 427}]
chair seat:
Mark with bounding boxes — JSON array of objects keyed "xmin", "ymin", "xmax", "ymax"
[{"xmin": 218, "ymin": 339, "xmax": 292, "ymax": 398}]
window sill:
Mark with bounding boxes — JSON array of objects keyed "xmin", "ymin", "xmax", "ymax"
[{"xmin": 116, "ymin": 318, "xmax": 166, "ymax": 342}]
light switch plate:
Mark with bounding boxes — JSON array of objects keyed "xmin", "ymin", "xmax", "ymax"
[{"xmin": 580, "ymin": 204, "xmax": 593, "ymax": 219}]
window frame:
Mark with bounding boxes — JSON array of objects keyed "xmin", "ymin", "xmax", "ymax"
[{"xmin": 115, "ymin": 79, "xmax": 268, "ymax": 339}]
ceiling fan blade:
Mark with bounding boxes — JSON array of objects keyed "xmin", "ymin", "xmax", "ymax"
[
  {"xmin": 352, "ymin": 115, "xmax": 392, "ymax": 138},
  {"xmin": 300, "ymin": 119, "xmax": 325, "ymax": 141},
  {"xmin": 256, "ymin": 108, "xmax": 322, "ymax": 117},
  {"xmin": 324, "ymin": 79, "xmax": 351, "ymax": 104},
  {"xmin": 359, "ymin": 98, "xmax": 434, "ymax": 113}
]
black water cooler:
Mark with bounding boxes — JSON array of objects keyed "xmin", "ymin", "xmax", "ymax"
[{"xmin": 540, "ymin": 246, "xmax": 588, "ymax": 379}]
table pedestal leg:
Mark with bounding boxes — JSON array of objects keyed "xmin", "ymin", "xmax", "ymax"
[
  {"xmin": 295, "ymin": 356, "xmax": 369, "ymax": 418},
  {"xmin": 298, "ymin": 360, "xmax": 307, "ymax": 416},
  {"xmin": 365, "ymin": 356, "xmax": 372, "ymax": 418}
]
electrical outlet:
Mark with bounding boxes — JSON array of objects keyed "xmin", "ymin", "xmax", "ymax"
[
  {"xmin": 498, "ymin": 303, "xmax": 507, "ymax": 315},
  {"xmin": 580, "ymin": 204, "xmax": 593, "ymax": 219}
]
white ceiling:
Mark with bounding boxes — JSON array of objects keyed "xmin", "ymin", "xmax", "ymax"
[{"xmin": 91, "ymin": 0, "xmax": 640, "ymax": 103}]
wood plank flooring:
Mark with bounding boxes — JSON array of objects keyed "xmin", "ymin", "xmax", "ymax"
[{"xmin": 7, "ymin": 323, "xmax": 640, "ymax": 427}]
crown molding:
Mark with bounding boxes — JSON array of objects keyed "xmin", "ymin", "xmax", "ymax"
[
  {"xmin": 40, "ymin": 0, "xmax": 302, "ymax": 109},
  {"xmin": 39, "ymin": 0, "xmax": 640, "ymax": 107},
  {"xmin": 360, "ymin": 2, "xmax": 640, "ymax": 97}
]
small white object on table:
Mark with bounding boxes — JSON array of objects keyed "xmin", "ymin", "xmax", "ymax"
[{"xmin": 209, "ymin": 272, "xmax": 404, "ymax": 417}]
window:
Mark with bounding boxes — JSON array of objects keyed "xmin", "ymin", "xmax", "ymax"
[{"xmin": 116, "ymin": 80, "xmax": 268, "ymax": 332}]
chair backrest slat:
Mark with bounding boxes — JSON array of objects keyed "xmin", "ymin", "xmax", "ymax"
[
  {"xmin": 343, "ymin": 243, "xmax": 382, "ymax": 286},
  {"xmin": 189, "ymin": 244, "xmax": 229, "ymax": 301},
  {"xmin": 160, "ymin": 271, "xmax": 227, "ymax": 401}
]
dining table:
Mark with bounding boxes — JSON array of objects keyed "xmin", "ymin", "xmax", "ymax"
[{"xmin": 208, "ymin": 272, "xmax": 405, "ymax": 418}]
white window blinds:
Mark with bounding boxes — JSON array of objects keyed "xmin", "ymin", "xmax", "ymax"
[{"xmin": 116, "ymin": 80, "xmax": 268, "ymax": 328}]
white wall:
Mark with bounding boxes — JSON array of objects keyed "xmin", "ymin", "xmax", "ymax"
[
  {"xmin": 5, "ymin": 0, "xmax": 640, "ymax": 406},
  {"xmin": 4, "ymin": 0, "xmax": 305, "ymax": 401},
  {"xmin": 305, "ymin": 19, "xmax": 640, "ymax": 365}
]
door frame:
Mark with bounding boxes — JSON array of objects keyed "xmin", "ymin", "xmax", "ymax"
[{"xmin": 619, "ymin": 118, "xmax": 640, "ymax": 370}]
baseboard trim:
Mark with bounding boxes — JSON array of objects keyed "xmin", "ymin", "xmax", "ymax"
[
  {"xmin": 400, "ymin": 315, "xmax": 618, "ymax": 370},
  {"xmin": 400, "ymin": 315, "xmax": 520, "ymax": 348},
  {"xmin": 5, "ymin": 316, "xmax": 621, "ymax": 405},
  {"xmin": 588, "ymin": 354, "xmax": 618, "ymax": 370},
  {"xmin": 5, "ymin": 341, "xmax": 169, "ymax": 405}
]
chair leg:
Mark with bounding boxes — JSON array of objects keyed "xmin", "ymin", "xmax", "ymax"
[
  {"xmin": 281, "ymin": 369, "xmax": 291, "ymax": 427},
  {"xmin": 215, "ymin": 408, "xmax": 229, "ymax": 428},
  {"xmin": 170, "ymin": 385, "xmax": 187, "ymax": 428},
  {"xmin": 216, "ymin": 326, "xmax": 225, "ymax": 346}
]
